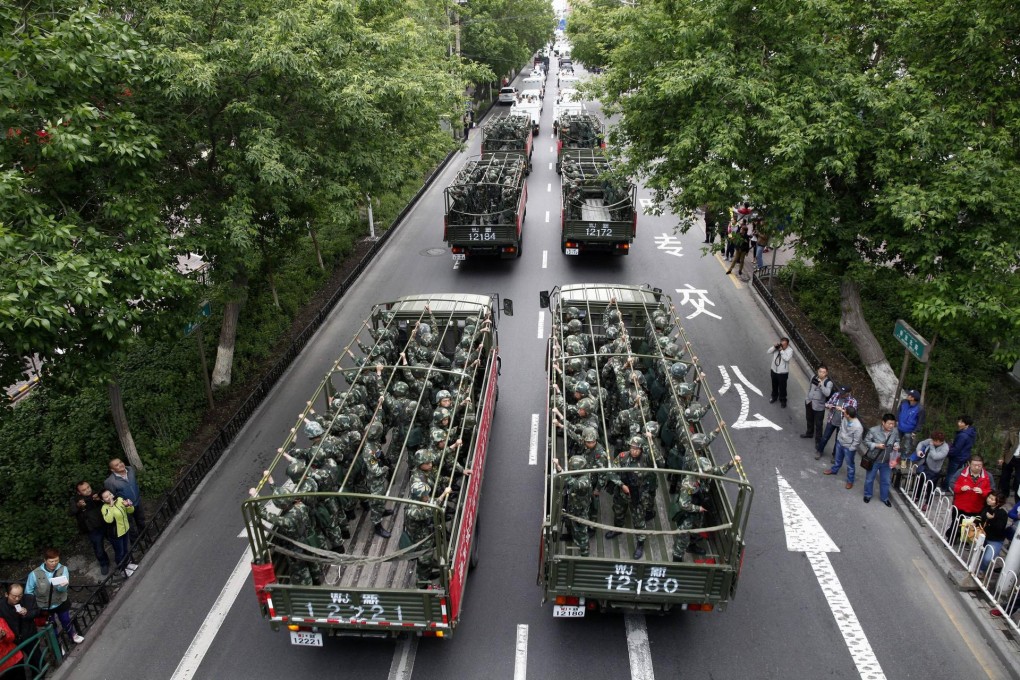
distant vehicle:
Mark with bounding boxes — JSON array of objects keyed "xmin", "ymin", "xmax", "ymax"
[
  {"xmin": 498, "ymin": 87, "xmax": 519, "ymax": 105},
  {"xmin": 445, "ymin": 154, "xmax": 528, "ymax": 259},
  {"xmin": 552, "ymin": 101, "xmax": 586, "ymax": 136},
  {"xmin": 558, "ymin": 73, "xmax": 579, "ymax": 90},
  {"xmin": 522, "ymin": 75, "xmax": 545, "ymax": 98},
  {"xmin": 559, "ymin": 148, "xmax": 636, "ymax": 256},
  {"xmin": 480, "ymin": 112, "xmax": 534, "ymax": 173},
  {"xmin": 511, "ymin": 95, "xmax": 542, "ymax": 134}
]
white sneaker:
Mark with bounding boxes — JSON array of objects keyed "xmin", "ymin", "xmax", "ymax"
[{"xmin": 72, "ymin": 634, "xmax": 85, "ymax": 644}]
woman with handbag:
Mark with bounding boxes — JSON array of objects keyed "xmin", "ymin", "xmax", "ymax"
[{"xmin": 977, "ymin": 492, "xmax": 1009, "ymax": 574}]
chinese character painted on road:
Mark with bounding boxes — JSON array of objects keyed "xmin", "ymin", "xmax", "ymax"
[
  {"xmin": 717, "ymin": 366, "xmax": 781, "ymax": 430},
  {"xmin": 654, "ymin": 233, "xmax": 684, "ymax": 258},
  {"xmin": 675, "ymin": 284, "xmax": 721, "ymax": 320}
]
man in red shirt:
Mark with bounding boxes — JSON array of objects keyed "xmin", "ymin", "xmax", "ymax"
[{"xmin": 952, "ymin": 456, "xmax": 992, "ymax": 533}]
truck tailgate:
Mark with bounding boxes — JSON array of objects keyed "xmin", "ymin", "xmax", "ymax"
[{"xmin": 266, "ymin": 584, "xmax": 450, "ymax": 634}]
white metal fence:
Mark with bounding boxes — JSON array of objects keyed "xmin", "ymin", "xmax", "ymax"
[{"xmin": 901, "ymin": 464, "xmax": 1020, "ymax": 635}]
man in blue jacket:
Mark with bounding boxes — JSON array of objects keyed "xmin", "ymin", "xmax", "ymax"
[
  {"xmin": 894, "ymin": 389, "xmax": 926, "ymax": 488},
  {"xmin": 105, "ymin": 458, "xmax": 145, "ymax": 543},
  {"xmin": 944, "ymin": 415, "xmax": 977, "ymax": 491}
]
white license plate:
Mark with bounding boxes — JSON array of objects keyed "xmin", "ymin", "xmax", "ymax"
[
  {"xmin": 452, "ymin": 254, "xmax": 466, "ymax": 261},
  {"xmin": 564, "ymin": 248, "xmax": 579, "ymax": 256},
  {"xmin": 290, "ymin": 631, "xmax": 323, "ymax": 647},
  {"xmin": 553, "ymin": 605, "xmax": 586, "ymax": 618}
]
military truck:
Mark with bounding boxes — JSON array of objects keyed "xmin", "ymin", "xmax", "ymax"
[
  {"xmin": 481, "ymin": 112, "xmax": 534, "ymax": 173},
  {"xmin": 538, "ymin": 283, "xmax": 752, "ymax": 616},
  {"xmin": 559, "ymin": 150, "xmax": 637, "ymax": 255},
  {"xmin": 444, "ymin": 154, "xmax": 528, "ymax": 260},
  {"xmin": 555, "ymin": 111, "xmax": 603, "ymax": 173},
  {"xmin": 243, "ymin": 293, "xmax": 512, "ymax": 643}
]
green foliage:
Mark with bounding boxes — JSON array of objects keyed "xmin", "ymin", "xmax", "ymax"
[{"xmin": 461, "ymin": 0, "xmax": 555, "ymax": 78}]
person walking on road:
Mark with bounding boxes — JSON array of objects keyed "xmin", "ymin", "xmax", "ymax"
[
  {"xmin": 862, "ymin": 414, "xmax": 901, "ymax": 506},
  {"xmin": 767, "ymin": 338, "xmax": 793, "ymax": 408}
]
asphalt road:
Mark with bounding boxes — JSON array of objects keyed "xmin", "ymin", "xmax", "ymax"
[{"xmin": 56, "ymin": 61, "xmax": 1008, "ymax": 680}]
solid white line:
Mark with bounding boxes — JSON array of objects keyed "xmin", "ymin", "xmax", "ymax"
[
  {"xmin": 171, "ymin": 547, "xmax": 252, "ymax": 680},
  {"xmin": 806, "ymin": 552, "xmax": 888, "ymax": 680},
  {"xmin": 537, "ymin": 311, "xmax": 545, "ymax": 339},
  {"xmin": 529, "ymin": 414, "xmax": 540, "ymax": 465},
  {"xmin": 542, "ymin": 250, "xmax": 548, "ymax": 268},
  {"xmin": 388, "ymin": 635, "xmax": 419, "ymax": 680},
  {"xmin": 624, "ymin": 613, "xmax": 655, "ymax": 680},
  {"xmin": 545, "ymin": 210, "xmax": 550, "ymax": 223},
  {"xmin": 514, "ymin": 623, "xmax": 529, "ymax": 680}
]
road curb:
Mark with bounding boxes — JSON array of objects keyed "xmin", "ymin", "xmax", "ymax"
[{"xmin": 747, "ymin": 275, "xmax": 813, "ymax": 379}]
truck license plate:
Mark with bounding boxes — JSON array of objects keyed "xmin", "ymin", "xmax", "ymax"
[
  {"xmin": 452, "ymin": 254, "xmax": 466, "ymax": 261},
  {"xmin": 553, "ymin": 605, "xmax": 585, "ymax": 618},
  {"xmin": 564, "ymin": 248, "xmax": 579, "ymax": 256},
  {"xmin": 290, "ymin": 631, "xmax": 323, "ymax": 647}
]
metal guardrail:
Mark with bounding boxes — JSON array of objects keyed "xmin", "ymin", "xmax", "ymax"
[
  {"xmin": 0, "ymin": 624, "xmax": 62, "ymax": 679},
  {"xmin": 901, "ymin": 465, "xmax": 1020, "ymax": 636},
  {"xmin": 751, "ymin": 265, "xmax": 823, "ymax": 370},
  {"xmin": 69, "ymin": 147, "xmax": 463, "ymax": 639}
]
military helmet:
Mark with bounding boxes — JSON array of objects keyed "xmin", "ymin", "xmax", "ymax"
[
  {"xmin": 657, "ymin": 336, "xmax": 672, "ymax": 351},
  {"xmin": 286, "ymin": 460, "xmax": 307, "ymax": 483},
  {"xmin": 410, "ymin": 484, "xmax": 430, "ymax": 501},
  {"xmin": 365, "ymin": 421, "xmax": 385, "ymax": 441},
  {"xmin": 605, "ymin": 326, "xmax": 620, "ymax": 341},
  {"xmin": 370, "ymin": 345, "xmax": 385, "ymax": 358},
  {"xmin": 566, "ymin": 319, "xmax": 583, "ymax": 334},
  {"xmin": 644, "ymin": 421, "xmax": 660, "ymax": 436},
  {"xmin": 566, "ymin": 358, "xmax": 583, "ymax": 373},
  {"xmin": 685, "ymin": 403, "xmax": 708, "ymax": 422},
  {"xmin": 670, "ymin": 362, "xmax": 689, "ymax": 379},
  {"xmin": 433, "ymin": 407, "xmax": 451, "ymax": 425},
  {"xmin": 272, "ymin": 494, "xmax": 295, "ymax": 512},
  {"xmin": 412, "ymin": 448, "xmax": 436, "ymax": 467},
  {"xmin": 665, "ymin": 343, "xmax": 681, "ymax": 358},
  {"xmin": 585, "ymin": 368, "xmax": 598, "ymax": 384},
  {"xmin": 606, "ymin": 309, "xmax": 621, "ymax": 324},
  {"xmin": 690, "ymin": 433, "xmax": 713, "ymax": 450},
  {"xmin": 332, "ymin": 413, "xmax": 353, "ymax": 431},
  {"xmin": 565, "ymin": 338, "xmax": 584, "ymax": 355},
  {"xmin": 304, "ymin": 419, "xmax": 325, "ymax": 439},
  {"xmin": 577, "ymin": 397, "xmax": 596, "ymax": 414},
  {"xmin": 677, "ymin": 382, "xmax": 695, "ymax": 399},
  {"xmin": 581, "ymin": 427, "xmax": 598, "ymax": 443},
  {"xmin": 436, "ymin": 390, "xmax": 452, "ymax": 402},
  {"xmin": 568, "ymin": 455, "xmax": 587, "ymax": 470},
  {"xmin": 430, "ymin": 428, "xmax": 448, "ymax": 444},
  {"xmin": 419, "ymin": 322, "xmax": 432, "ymax": 336},
  {"xmin": 695, "ymin": 455, "xmax": 713, "ymax": 471},
  {"xmin": 392, "ymin": 381, "xmax": 409, "ymax": 397},
  {"xmin": 572, "ymin": 380, "xmax": 590, "ymax": 397},
  {"xmin": 565, "ymin": 306, "xmax": 582, "ymax": 321},
  {"xmin": 629, "ymin": 435, "xmax": 645, "ymax": 448},
  {"xmin": 652, "ymin": 313, "xmax": 668, "ymax": 330}
]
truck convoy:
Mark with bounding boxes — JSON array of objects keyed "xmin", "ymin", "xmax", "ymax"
[
  {"xmin": 560, "ymin": 149, "xmax": 637, "ymax": 255},
  {"xmin": 444, "ymin": 153, "xmax": 528, "ymax": 260},
  {"xmin": 243, "ymin": 293, "xmax": 511, "ymax": 642},
  {"xmin": 555, "ymin": 111, "xmax": 603, "ymax": 173},
  {"xmin": 538, "ymin": 283, "xmax": 752, "ymax": 616},
  {"xmin": 481, "ymin": 113, "xmax": 534, "ymax": 172}
]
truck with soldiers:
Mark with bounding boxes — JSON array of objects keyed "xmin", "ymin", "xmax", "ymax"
[
  {"xmin": 555, "ymin": 111, "xmax": 603, "ymax": 173},
  {"xmin": 243, "ymin": 293, "xmax": 512, "ymax": 643},
  {"xmin": 444, "ymin": 154, "xmax": 528, "ymax": 260},
  {"xmin": 481, "ymin": 112, "xmax": 534, "ymax": 173},
  {"xmin": 537, "ymin": 283, "xmax": 753, "ymax": 616},
  {"xmin": 560, "ymin": 149, "xmax": 637, "ymax": 256}
]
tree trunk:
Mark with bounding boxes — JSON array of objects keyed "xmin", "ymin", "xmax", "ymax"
[
  {"xmin": 839, "ymin": 278, "xmax": 899, "ymax": 410},
  {"xmin": 211, "ymin": 273, "xmax": 248, "ymax": 388},
  {"xmin": 108, "ymin": 379, "xmax": 144, "ymax": 472},
  {"xmin": 268, "ymin": 268, "xmax": 280, "ymax": 309},
  {"xmin": 309, "ymin": 226, "xmax": 324, "ymax": 270}
]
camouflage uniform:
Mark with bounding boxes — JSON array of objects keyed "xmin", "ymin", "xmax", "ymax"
[
  {"xmin": 361, "ymin": 440, "xmax": 392, "ymax": 533},
  {"xmin": 405, "ymin": 460, "xmax": 439, "ymax": 582},
  {"xmin": 607, "ymin": 439, "xmax": 657, "ymax": 548},
  {"xmin": 670, "ymin": 455, "xmax": 734, "ymax": 561},
  {"xmin": 562, "ymin": 455, "xmax": 593, "ymax": 556},
  {"xmin": 257, "ymin": 499, "xmax": 320, "ymax": 585}
]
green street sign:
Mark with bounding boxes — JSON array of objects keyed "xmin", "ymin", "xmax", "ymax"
[
  {"xmin": 184, "ymin": 301, "xmax": 212, "ymax": 337},
  {"xmin": 893, "ymin": 319, "xmax": 930, "ymax": 363}
]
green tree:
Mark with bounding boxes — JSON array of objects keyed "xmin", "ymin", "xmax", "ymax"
[
  {"xmin": 580, "ymin": 0, "xmax": 1020, "ymax": 408},
  {"xmin": 461, "ymin": 0, "xmax": 555, "ymax": 81},
  {"xmin": 138, "ymin": 0, "xmax": 468, "ymax": 387},
  {"xmin": 565, "ymin": 0, "xmax": 626, "ymax": 71},
  {"xmin": 0, "ymin": 1, "xmax": 191, "ymax": 469}
]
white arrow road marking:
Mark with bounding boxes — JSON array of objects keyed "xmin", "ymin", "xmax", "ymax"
[
  {"xmin": 388, "ymin": 635, "xmax": 418, "ymax": 680},
  {"xmin": 624, "ymin": 613, "xmax": 655, "ymax": 680},
  {"xmin": 731, "ymin": 384, "xmax": 782, "ymax": 430},
  {"xmin": 171, "ymin": 546, "xmax": 252, "ymax": 680},
  {"xmin": 778, "ymin": 472, "xmax": 887, "ymax": 680},
  {"xmin": 529, "ymin": 414, "xmax": 540, "ymax": 465},
  {"xmin": 514, "ymin": 624, "xmax": 529, "ymax": 680},
  {"xmin": 537, "ymin": 311, "xmax": 545, "ymax": 339}
]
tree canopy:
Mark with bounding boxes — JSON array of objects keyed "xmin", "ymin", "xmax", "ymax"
[
  {"xmin": 461, "ymin": 0, "xmax": 555, "ymax": 79},
  {"xmin": 572, "ymin": 0, "xmax": 1020, "ymax": 397}
]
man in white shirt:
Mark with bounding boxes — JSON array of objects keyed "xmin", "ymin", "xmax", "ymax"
[{"xmin": 767, "ymin": 337, "xmax": 793, "ymax": 408}]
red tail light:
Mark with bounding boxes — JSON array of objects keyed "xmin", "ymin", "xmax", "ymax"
[{"xmin": 555, "ymin": 596, "xmax": 581, "ymax": 606}]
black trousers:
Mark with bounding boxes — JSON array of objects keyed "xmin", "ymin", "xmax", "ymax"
[
  {"xmin": 999, "ymin": 457, "xmax": 1020, "ymax": 497},
  {"xmin": 770, "ymin": 370, "xmax": 789, "ymax": 405},
  {"xmin": 804, "ymin": 405, "xmax": 824, "ymax": 440}
]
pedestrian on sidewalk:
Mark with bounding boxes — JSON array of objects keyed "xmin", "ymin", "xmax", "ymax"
[
  {"xmin": 997, "ymin": 424, "xmax": 1020, "ymax": 500},
  {"xmin": 944, "ymin": 416, "xmax": 977, "ymax": 491},
  {"xmin": 948, "ymin": 455, "xmax": 993, "ymax": 543},
  {"xmin": 70, "ymin": 480, "xmax": 112, "ymax": 576},
  {"xmin": 977, "ymin": 492, "xmax": 1008, "ymax": 574},
  {"xmin": 893, "ymin": 389, "xmax": 926, "ymax": 488},
  {"xmin": 823, "ymin": 406, "xmax": 864, "ymax": 488},
  {"xmin": 913, "ymin": 431, "xmax": 949, "ymax": 505},
  {"xmin": 100, "ymin": 489, "xmax": 135, "ymax": 569},
  {"xmin": 24, "ymin": 548, "xmax": 84, "ymax": 644},
  {"xmin": 105, "ymin": 458, "xmax": 145, "ymax": 542},
  {"xmin": 862, "ymin": 413, "xmax": 901, "ymax": 506},
  {"xmin": 725, "ymin": 225, "xmax": 750, "ymax": 276},
  {"xmin": 767, "ymin": 338, "xmax": 792, "ymax": 408}
]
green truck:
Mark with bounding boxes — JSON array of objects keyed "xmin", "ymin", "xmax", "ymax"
[
  {"xmin": 560, "ymin": 149, "xmax": 636, "ymax": 255},
  {"xmin": 555, "ymin": 111, "xmax": 603, "ymax": 172},
  {"xmin": 444, "ymin": 154, "xmax": 528, "ymax": 260},
  {"xmin": 538, "ymin": 283, "xmax": 752, "ymax": 615},
  {"xmin": 481, "ymin": 112, "xmax": 534, "ymax": 173},
  {"xmin": 243, "ymin": 293, "xmax": 511, "ymax": 643}
]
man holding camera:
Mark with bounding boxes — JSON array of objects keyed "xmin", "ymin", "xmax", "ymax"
[
  {"xmin": 801, "ymin": 365, "xmax": 834, "ymax": 448},
  {"xmin": 767, "ymin": 338, "xmax": 793, "ymax": 408}
]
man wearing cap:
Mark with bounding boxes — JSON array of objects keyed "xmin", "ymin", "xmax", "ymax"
[
  {"xmin": 894, "ymin": 389, "xmax": 926, "ymax": 487},
  {"xmin": 816, "ymin": 385, "xmax": 858, "ymax": 461}
]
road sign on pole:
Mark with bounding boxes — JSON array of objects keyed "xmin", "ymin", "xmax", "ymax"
[{"xmin": 893, "ymin": 319, "xmax": 930, "ymax": 363}]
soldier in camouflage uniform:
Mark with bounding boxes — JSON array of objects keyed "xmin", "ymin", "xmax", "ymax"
[
  {"xmin": 555, "ymin": 455, "xmax": 593, "ymax": 556},
  {"xmin": 361, "ymin": 436, "xmax": 394, "ymax": 538},
  {"xmin": 284, "ymin": 458, "xmax": 347, "ymax": 552},
  {"xmin": 249, "ymin": 485, "xmax": 320, "ymax": 586},
  {"xmin": 405, "ymin": 450, "xmax": 444, "ymax": 583},
  {"xmin": 606, "ymin": 437, "xmax": 658, "ymax": 559},
  {"xmin": 383, "ymin": 381, "xmax": 418, "ymax": 450},
  {"xmin": 671, "ymin": 449, "xmax": 740, "ymax": 561}
]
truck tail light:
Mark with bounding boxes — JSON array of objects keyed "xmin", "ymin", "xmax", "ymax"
[
  {"xmin": 615, "ymin": 243, "xmax": 629, "ymax": 251},
  {"xmin": 502, "ymin": 246, "xmax": 517, "ymax": 255},
  {"xmin": 451, "ymin": 246, "xmax": 464, "ymax": 254},
  {"xmin": 554, "ymin": 596, "xmax": 581, "ymax": 606}
]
